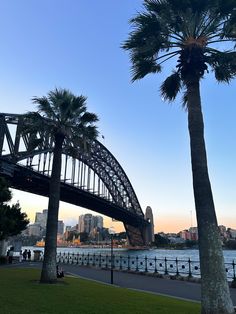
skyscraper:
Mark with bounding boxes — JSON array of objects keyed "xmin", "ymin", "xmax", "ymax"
[
  {"xmin": 78, "ymin": 214, "xmax": 103, "ymax": 233},
  {"xmin": 57, "ymin": 220, "xmax": 64, "ymax": 235},
  {"xmin": 35, "ymin": 209, "xmax": 48, "ymax": 229}
]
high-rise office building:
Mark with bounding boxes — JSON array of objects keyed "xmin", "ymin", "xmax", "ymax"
[
  {"xmin": 57, "ymin": 220, "xmax": 64, "ymax": 235},
  {"xmin": 93, "ymin": 216, "xmax": 103, "ymax": 229},
  {"xmin": 35, "ymin": 209, "xmax": 48, "ymax": 228},
  {"xmin": 78, "ymin": 214, "xmax": 103, "ymax": 233}
]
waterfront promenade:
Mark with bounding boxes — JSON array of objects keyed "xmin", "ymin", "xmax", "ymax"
[{"xmin": 4, "ymin": 261, "xmax": 236, "ymax": 305}]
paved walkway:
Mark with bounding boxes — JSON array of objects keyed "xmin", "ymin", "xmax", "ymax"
[{"xmin": 3, "ymin": 261, "xmax": 236, "ymax": 305}]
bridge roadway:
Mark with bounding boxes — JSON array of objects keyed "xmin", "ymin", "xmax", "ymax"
[
  {"xmin": 0, "ymin": 159, "xmax": 147, "ymax": 229},
  {"xmin": 4, "ymin": 262, "xmax": 236, "ymax": 305}
]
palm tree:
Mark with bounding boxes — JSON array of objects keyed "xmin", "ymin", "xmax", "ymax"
[
  {"xmin": 24, "ymin": 88, "xmax": 99, "ymax": 283},
  {"xmin": 122, "ymin": 1, "xmax": 236, "ymax": 313}
]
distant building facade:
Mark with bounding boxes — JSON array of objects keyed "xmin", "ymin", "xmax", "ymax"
[
  {"xmin": 33, "ymin": 209, "xmax": 64, "ymax": 236},
  {"xmin": 78, "ymin": 214, "xmax": 103, "ymax": 234},
  {"xmin": 57, "ymin": 220, "xmax": 64, "ymax": 235},
  {"xmin": 228, "ymin": 228, "xmax": 236, "ymax": 239},
  {"xmin": 35, "ymin": 209, "xmax": 48, "ymax": 228},
  {"xmin": 179, "ymin": 227, "xmax": 198, "ymax": 241},
  {"xmin": 28, "ymin": 223, "xmax": 42, "ymax": 237}
]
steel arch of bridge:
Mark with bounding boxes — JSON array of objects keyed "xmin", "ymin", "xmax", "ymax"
[{"xmin": 0, "ymin": 113, "xmax": 150, "ymax": 246}]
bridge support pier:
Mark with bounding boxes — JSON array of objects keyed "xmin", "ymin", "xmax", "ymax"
[{"xmin": 124, "ymin": 223, "xmax": 152, "ymax": 247}]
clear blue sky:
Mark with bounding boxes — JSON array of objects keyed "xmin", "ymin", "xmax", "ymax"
[{"xmin": 0, "ymin": 0, "xmax": 235, "ymax": 232}]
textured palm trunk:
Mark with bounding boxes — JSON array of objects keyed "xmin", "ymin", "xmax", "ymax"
[
  {"xmin": 187, "ymin": 79, "xmax": 234, "ymax": 314},
  {"xmin": 40, "ymin": 133, "xmax": 64, "ymax": 283},
  {"xmin": 0, "ymin": 239, "xmax": 8, "ymax": 256}
]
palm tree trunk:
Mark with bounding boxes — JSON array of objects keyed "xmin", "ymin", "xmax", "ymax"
[
  {"xmin": 0, "ymin": 239, "xmax": 8, "ymax": 256},
  {"xmin": 40, "ymin": 133, "xmax": 64, "ymax": 283},
  {"xmin": 187, "ymin": 79, "xmax": 234, "ymax": 314}
]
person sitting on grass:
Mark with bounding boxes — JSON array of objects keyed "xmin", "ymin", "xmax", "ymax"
[{"xmin": 56, "ymin": 265, "xmax": 64, "ymax": 278}]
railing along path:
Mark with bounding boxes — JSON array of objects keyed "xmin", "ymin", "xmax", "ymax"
[{"xmin": 46, "ymin": 252, "xmax": 236, "ymax": 281}]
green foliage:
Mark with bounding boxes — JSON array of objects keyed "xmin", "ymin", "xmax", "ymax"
[
  {"xmin": 0, "ymin": 202, "xmax": 29, "ymax": 241},
  {"xmin": 0, "ymin": 268, "xmax": 201, "ymax": 314},
  {"xmin": 122, "ymin": 0, "xmax": 236, "ymax": 99},
  {"xmin": 23, "ymin": 88, "xmax": 99, "ymax": 152},
  {"xmin": 231, "ymin": 279, "xmax": 236, "ymax": 288},
  {"xmin": 207, "ymin": 51, "xmax": 236, "ymax": 82},
  {"xmin": 185, "ymin": 240, "xmax": 198, "ymax": 248},
  {"xmin": 0, "ymin": 177, "xmax": 12, "ymax": 203},
  {"xmin": 0, "ymin": 177, "xmax": 29, "ymax": 241},
  {"xmin": 154, "ymin": 233, "xmax": 170, "ymax": 246},
  {"xmin": 160, "ymin": 72, "xmax": 181, "ymax": 101},
  {"xmin": 0, "ymin": 255, "xmax": 8, "ymax": 264}
]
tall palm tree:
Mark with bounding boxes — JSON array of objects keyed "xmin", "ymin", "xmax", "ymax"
[
  {"xmin": 122, "ymin": 1, "xmax": 236, "ymax": 313},
  {"xmin": 25, "ymin": 88, "xmax": 99, "ymax": 283}
]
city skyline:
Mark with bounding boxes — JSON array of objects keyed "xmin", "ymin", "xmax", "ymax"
[{"xmin": 1, "ymin": 1, "xmax": 235, "ymax": 233}]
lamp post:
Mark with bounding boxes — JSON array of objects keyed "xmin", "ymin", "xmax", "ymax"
[{"xmin": 109, "ymin": 226, "xmax": 115, "ymax": 284}]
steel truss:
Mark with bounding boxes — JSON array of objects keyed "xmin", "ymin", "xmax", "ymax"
[{"xmin": 0, "ymin": 113, "xmax": 150, "ymax": 245}]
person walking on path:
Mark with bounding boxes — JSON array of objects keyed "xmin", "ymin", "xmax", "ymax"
[
  {"xmin": 27, "ymin": 250, "xmax": 31, "ymax": 261},
  {"xmin": 8, "ymin": 247, "xmax": 14, "ymax": 264},
  {"xmin": 23, "ymin": 249, "xmax": 27, "ymax": 261}
]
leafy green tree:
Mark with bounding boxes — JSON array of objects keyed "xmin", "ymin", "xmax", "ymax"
[
  {"xmin": 0, "ymin": 202, "xmax": 29, "ymax": 241},
  {"xmin": 24, "ymin": 88, "xmax": 98, "ymax": 283},
  {"xmin": 122, "ymin": 1, "xmax": 235, "ymax": 313},
  {"xmin": 154, "ymin": 233, "xmax": 170, "ymax": 247},
  {"xmin": 0, "ymin": 177, "xmax": 12, "ymax": 203},
  {"xmin": 0, "ymin": 177, "xmax": 29, "ymax": 254}
]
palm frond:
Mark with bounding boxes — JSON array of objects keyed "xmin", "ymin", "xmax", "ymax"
[
  {"xmin": 32, "ymin": 96, "xmax": 57, "ymax": 120},
  {"xmin": 223, "ymin": 11, "xmax": 236, "ymax": 40},
  {"xmin": 80, "ymin": 112, "xmax": 99, "ymax": 125},
  {"xmin": 131, "ymin": 59, "xmax": 161, "ymax": 81},
  {"xmin": 160, "ymin": 71, "xmax": 182, "ymax": 101},
  {"xmin": 123, "ymin": 0, "xmax": 236, "ymax": 100},
  {"xmin": 206, "ymin": 51, "xmax": 236, "ymax": 82},
  {"xmin": 29, "ymin": 88, "xmax": 99, "ymax": 150}
]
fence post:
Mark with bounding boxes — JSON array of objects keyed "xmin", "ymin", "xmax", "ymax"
[
  {"xmin": 87, "ymin": 253, "xmax": 90, "ymax": 266},
  {"xmin": 176, "ymin": 257, "xmax": 179, "ymax": 276},
  {"xmin": 154, "ymin": 256, "xmax": 157, "ymax": 273},
  {"xmin": 145, "ymin": 256, "xmax": 148, "ymax": 272},
  {"xmin": 105, "ymin": 254, "xmax": 108, "ymax": 269},
  {"xmin": 82, "ymin": 253, "xmax": 84, "ymax": 266},
  {"xmin": 136, "ymin": 256, "xmax": 139, "ymax": 272},
  {"xmin": 99, "ymin": 253, "xmax": 101, "ymax": 268},
  {"xmin": 120, "ymin": 255, "xmax": 122, "ymax": 270},
  {"xmin": 93, "ymin": 253, "xmax": 95, "ymax": 266},
  {"xmin": 188, "ymin": 258, "xmax": 192, "ymax": 277},
  {"xmin": 128, "ymin": 255, "xmax": 130, "ymax": 271},
  {"xmin": 164, "ymin": 257, "xmax": 168, "ymax": 275},
  {"xmin": 77, "ymin": 253, "xmax": 79, "ymax": 264}
]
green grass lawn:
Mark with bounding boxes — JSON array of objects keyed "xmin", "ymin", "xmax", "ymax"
[{"xmin": 0, "ymin": 268, "xmax": 200, "ymax": 314}]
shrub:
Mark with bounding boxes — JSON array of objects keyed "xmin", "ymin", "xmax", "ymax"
[
  {"xmin": 231, "ymin": 279, "xmax": 236, "ymax": 288},
  {"xmin": 0, "ymin": 255, "xmax": 8, "ymax": 264}
]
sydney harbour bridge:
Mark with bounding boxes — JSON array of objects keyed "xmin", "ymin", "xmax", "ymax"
[{"xmin": 0, "ymin": 113, "xmax": 152, "ymax": 246}]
